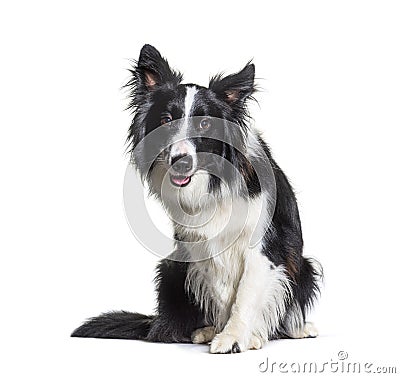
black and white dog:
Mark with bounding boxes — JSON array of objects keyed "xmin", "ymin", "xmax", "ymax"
[{"xmin": 72, "ymin": 44, "xmax": 322, "ymax": 353}]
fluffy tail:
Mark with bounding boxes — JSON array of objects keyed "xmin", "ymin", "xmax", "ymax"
[{"xmin": 71, "ymin": 311, "xmax": 155, "ymax": 340}]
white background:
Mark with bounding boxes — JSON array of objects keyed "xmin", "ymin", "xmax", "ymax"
[{"xmin": 1, "ymin": 1, "xmax": 399, "ymax": 377}]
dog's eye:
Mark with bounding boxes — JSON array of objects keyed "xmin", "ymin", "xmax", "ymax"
[
  {"xmin": 199, "ymin": 118, "xmax": 211, "ymax": 130},
  {"xmin": 160, "ymin": 116, "xmax": 172, "ymax": 125}
]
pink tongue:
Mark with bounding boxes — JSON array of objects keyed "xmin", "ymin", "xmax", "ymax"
[{"xmin": 172, "ymin": 176, "xmax": 190, "ymax": 185}]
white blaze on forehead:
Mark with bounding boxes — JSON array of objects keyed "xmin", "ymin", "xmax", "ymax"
[
  {"xmin": 170, "ymin": 85, "xmax": 198, "ymax": 161},
  {"xmin": 183, "ymin": 85, "xmax": 198, "ymax": 119}
]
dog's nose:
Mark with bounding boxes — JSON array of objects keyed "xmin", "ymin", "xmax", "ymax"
[{"xmin": 171, "ymin": 154, "xmax": 193, "ymax": 174}]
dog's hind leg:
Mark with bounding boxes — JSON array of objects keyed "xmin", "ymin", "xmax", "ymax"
[
  {"xmin": 278, "ymin": 301, "xmax": 318, "ymax": 339},
  {"xmin": 278, "ymin": 256, "xmax": 322, "ymax": 339},
  {"xmin": 283, "ymin": 321, "xmax": 319, "ymax": 339},
  {"xmin": 299, "ymin": 322, "xmax": 318, "ymax": 338}
]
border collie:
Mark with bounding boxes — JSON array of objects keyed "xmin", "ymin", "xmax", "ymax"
[{"xmin": 71, "ymin": 44, "xmax": 322, "ymax": 353}]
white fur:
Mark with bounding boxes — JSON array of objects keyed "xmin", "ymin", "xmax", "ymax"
[
  {"xmin": 168, "ymin": 86, "xmax": 198, "ymax": 174},
  {"xmin": 178, "ymin": 192, "xmax": 292, "ymax": 352},
  {"xmin": 302, "ymin": 322, "xmax": 318, "ymax": 338},
  {"xmin": 174, "ymin": 86, "xmax": 197, "ymax": 140},
  {"xmin": 183, "ymin": 86, "xmax": 197, "ymax": 119},
  {"xmin": 191, "ymin": 326, "xmax": 216, "ymax": 344},
  {"xmin": 246, "ymin": 129, "xmax": 265, "ymax": 158},
  {"xmin": 170, "ymin": 140, "xmax": 196, "ymax": 158},
  {"xmin": 279, "ymin": 300, "xmax": 304, "ymax": 338}
]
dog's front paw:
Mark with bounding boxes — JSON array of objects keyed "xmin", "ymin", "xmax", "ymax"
[
  {"xmin": 210, "ymin": 333, "xmax": 244, "ymax": 354},
  {"xmin": 191, "ymin": 326, "xmax": 216, "ymax": 344}
]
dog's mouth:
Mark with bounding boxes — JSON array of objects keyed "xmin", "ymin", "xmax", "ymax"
[{"xmin": 169, "ymin": 174, "xmax": 192, "ymax": 187}]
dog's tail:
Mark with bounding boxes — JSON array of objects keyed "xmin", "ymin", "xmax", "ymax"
[{"xmin": 71, "ymin": 311, "xmax": 155, "ymax": 340}]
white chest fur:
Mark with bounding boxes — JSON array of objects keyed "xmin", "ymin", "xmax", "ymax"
[{"xmin": 180, "ymin": 195, "xmax": 266, "ymax": 330}]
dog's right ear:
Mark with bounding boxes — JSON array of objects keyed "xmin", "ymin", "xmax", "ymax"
[{"xmin": 135, "ymin": 44, "xmax": 182, "ymax": 91}]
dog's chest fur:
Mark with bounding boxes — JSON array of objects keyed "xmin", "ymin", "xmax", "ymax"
[{"xmin": 174, "ymin": 195, "xmax": 265, "ymax": 330}]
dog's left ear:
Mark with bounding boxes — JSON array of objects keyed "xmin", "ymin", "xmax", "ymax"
[{"xmin": 209, "ymin": 63, "xmax": 255, "ymax": 105}]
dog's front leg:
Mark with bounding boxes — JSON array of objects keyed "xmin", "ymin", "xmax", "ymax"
[{"xmin": 210, "ymin": 250, "xmax": 289, "ymax": 353}]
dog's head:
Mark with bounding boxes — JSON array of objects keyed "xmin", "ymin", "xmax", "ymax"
[{"xmin": 127, "ymin": 44, "xmax": 259, "ymax": 206}]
